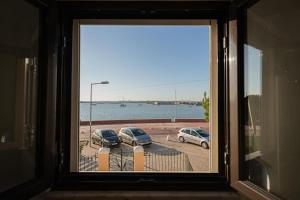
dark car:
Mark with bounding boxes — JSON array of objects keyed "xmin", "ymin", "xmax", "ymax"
[
  {"xmin": 118, "ymin": 127, "xmax": 152, "ymax": 146},
  {"xmin": 92, "ymin": 129, "xmax": 120, "ymax": 148}
]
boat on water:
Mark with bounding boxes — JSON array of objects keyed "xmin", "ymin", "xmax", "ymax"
[{"xmin": 120, "ymin": 97, "xmax": 126, "ymax": 107}]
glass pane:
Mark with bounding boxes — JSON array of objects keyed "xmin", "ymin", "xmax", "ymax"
[
  {"xmin": 0, "ymin": 0, "xmax": 40, "ymax": 192},
  {"xmin": 77, "ymin": 23, "xmax": 216, "ymax": 173},
  {"xmin": 244, "ymin": 0, "xmax": 300, "ymax": 199}
]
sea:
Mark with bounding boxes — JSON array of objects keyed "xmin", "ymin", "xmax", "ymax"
[{"xmin": 80, "ymin": 102, "xmax": 204, "ymax": 121}]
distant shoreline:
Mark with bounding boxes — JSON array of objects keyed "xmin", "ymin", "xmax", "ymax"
[
  {"xmin": 80, "ymin": 101, "xmax": 201, "ymax": 106},
  {"xmin": 80, "ymin": 118, "xmax": 207, "ymax": 126}
]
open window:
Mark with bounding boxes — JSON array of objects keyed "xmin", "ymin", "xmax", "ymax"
[
  {"xmin": 229, "ymin": 0, "xmax": 300, "ymax": 199},
  {"xmin": 54, "ymin": 1, "xmax": 229, "ymax": 190},
  {"xmin": 0, "ymin": 0, "xmax": 57, "ymax": 198},
  {"xmin": 70, "ymin": 20, "xmax": 220, "ymax": 174},
  {"xmin": 2, "ymin": 0, "xmax": 300, "ymax": 198}
]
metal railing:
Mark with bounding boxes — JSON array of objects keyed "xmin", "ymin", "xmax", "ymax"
[
  {"xmin": 79, "ymin": 153, "xmax": 98, "ymax": 171},
  {"xmin": 144, "ymin": 151, "xmax": 193, "ymax": 172},
  {"xmin": 109, "ymin": 149, "xmax": 134, "ymax": 171},
  {"xmin": 79, "ymin": 149, "xmax": 193, "ymax": 172}
]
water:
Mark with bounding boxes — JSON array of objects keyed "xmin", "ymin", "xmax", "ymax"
[{"xmin": 80, "ymin": 102, "xmax": 204, "ymax": 121}]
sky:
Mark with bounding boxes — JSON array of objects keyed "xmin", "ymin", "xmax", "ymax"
[
  {"xmin": 80, "ymin": 25, "xmax": 210, "ymax": 101},
  {"xmin": 244, "ymin": 44, "xmax": 262, "ymax": 96}
]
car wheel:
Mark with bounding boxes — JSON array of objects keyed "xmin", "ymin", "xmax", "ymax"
[
  {"xmin": 92, "ymin": 139, "xmax": 95, "ymax": 144},
  {"xmin": 132, "ymin": 141, "xmax": 137, "ymax": 146},
  {"xmin": 179, "ymin": 136, "xmax": 185, "ymax": 143},
  {"xmin": 201, "ymin": 142, "xmax": 209, "ymax": 149}
]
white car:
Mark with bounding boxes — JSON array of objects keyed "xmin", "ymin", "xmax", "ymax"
[{"xmin": 177, "ymin": 128, "xmax": 210, "ymax": 149}]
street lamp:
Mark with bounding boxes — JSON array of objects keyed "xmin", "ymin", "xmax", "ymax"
[{"xmin": 90, "ymin": 81, "xmax": 109, "ymax": 147}]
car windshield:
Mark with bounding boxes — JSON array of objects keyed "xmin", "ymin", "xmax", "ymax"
[
  {"xmin": 102, "ymin": 130, "xmax": 116, "ymax": 138},
  {"xmin": 196, "ymin": 130, "xmax": 209, "ymax": 138},
  {"xmin": 131, "ymin": 129, "xmax": 146, "ymax": 136}
]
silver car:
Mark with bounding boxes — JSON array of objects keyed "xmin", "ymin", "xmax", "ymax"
[
  {"xmin": 177, "ymin": 128, "xmax": 210, "ymax": 149},
  {"xmin": 119, "ymin": 127, "xmax": 152, "ymax": 146}
]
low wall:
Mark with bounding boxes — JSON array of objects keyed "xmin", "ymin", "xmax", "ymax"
[
  {"xmin": 174, "ymin": 118, "xmax": 207, "ymax": 123},
  {"xmin": 80, "ymin": 118, "xmax": 206, "ymax": 126}
]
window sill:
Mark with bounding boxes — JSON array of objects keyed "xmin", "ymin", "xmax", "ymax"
[{"xmin": 38, "ymin": 190, "xmax": 240, "ymax": 200}]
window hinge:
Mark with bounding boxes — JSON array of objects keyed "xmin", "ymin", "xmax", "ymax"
[
  {"xmin": 223, "ymin": 36, "xmax": 229, "ymax": 49},
  {"xmin": 63, "ymin": 36, "xmax": 67, "ymax": 48},
  {"xmin": 62, "ymin": 36, "xmax": 67, "ymax": 55},
  {"xmin": 223, "ymin": 36, "xmax": 229, "ymax": 58},
  {"xmin": 224, "ymin": 152, "xmax": 230, "ymax": 165},
  {"xmin": 59, "ymin": 152, "xmax": 64, "ymax": 167},
  {"xmin": 224, "ymin": 145, "xmax": 230, "ymax": 165}
]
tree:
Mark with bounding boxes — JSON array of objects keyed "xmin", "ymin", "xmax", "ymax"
[{"xmin": 202, "ymin": 91, "xmax": 210, "ymax": 121}]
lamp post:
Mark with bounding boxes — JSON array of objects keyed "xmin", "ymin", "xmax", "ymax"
[{"xmin": 90, "ymin": 81, "xmax": 109, "ymax": 147}]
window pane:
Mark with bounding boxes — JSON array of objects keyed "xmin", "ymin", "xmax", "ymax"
[
  {"xmin": 0, "ymin": 0, "xmax": 39, "ymax": 192},
  {"xmin": 191, "ymin": 131, "xmax": 198, "ymax": 136},
  {"xmin": 76, "ymin": 23, "xmax": 217, "ymax": 173},
  {"xmin": 244, "ymin": 0, "xmax": 300, "ymax": 199}
]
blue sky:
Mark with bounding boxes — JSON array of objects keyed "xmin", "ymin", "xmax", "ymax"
[
  {"xmin": 244, "ymin": 44, "xmax": 262, "ymax": 96},
  {"xmin": 80, "ymin": 25, "xmax": 209, "ymax": 101}
]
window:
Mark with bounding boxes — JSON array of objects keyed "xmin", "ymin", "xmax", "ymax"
[
  {"xmin": 53, "ymin": 1, "xmax": 229, "ymax": 190},
  {"xmin": 102, "ymin": 130, "xmax": 115, "ymax": 138},
  {"xmin": 198, "ymin": 130, "xmax": 209, "ymax": 138},
  {"xmin": 70, "ymin": 19, "xmax": 220, "ymax": 174},
  {"xmin": 191, "ymin": 131, "xmax": 198, "ymax": 137},
  {"xmin": 95, "ymin": 130, "xmax": 101, "ymax": 137},
  {"xmin": 181, "ymin": 129, "xmax": 188, "ymax": 134},
  {"xmin": 2, "ymin": 0, "xmax": 299, "ymax": 197},
  {"xmin": 131, "ymin": 129, "xmax": 146, "ymax": 137},
  {"xmin": 229, "ymin": 0, "xmax": 300, "ymax": 199},
  {"xmin": 0, "ymin": 0, "xmax": 40, "ymax": 192},
  {"xmin": 0, "ymin": 0, "xmax": 57, "ymax": 198},
  {"xmin": 125, "ymin": 130, "xmax": 132, "ymax": 137}
]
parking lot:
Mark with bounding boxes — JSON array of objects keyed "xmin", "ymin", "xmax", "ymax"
[{"xmin": 80, "ymin": 122, "xmax": 209, "ymax": 172}]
